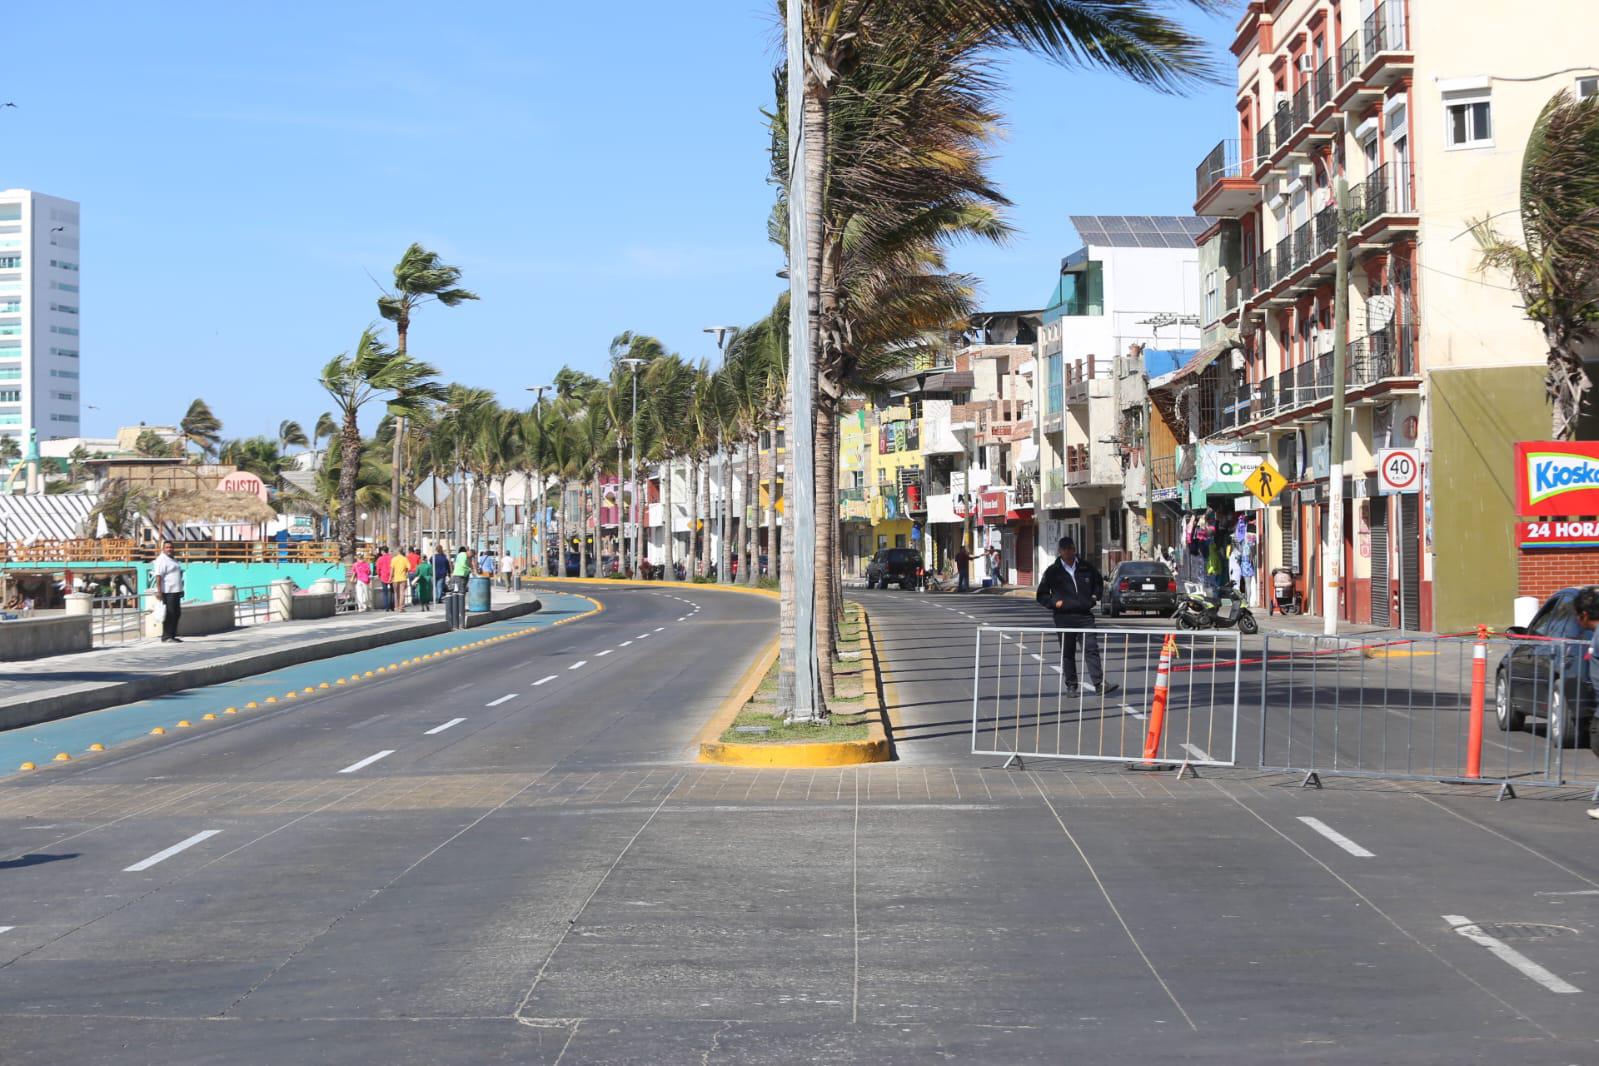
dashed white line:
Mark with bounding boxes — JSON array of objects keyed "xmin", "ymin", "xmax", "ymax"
[
  {"xmin": 0, "ymin": 926, "xmax": 11, "ymax": 934},
  {"xmin": 637, "ymin": 633, "xmax": 650, "ymax": 640},
  {"xmin": 596, "ymin": 649, "xmax": 613, "ymax": 657},
  {"xmin": 1445, "ymin": 914, "xmax": 1581, "ymax": 993},
  {"xmin": 425, "ymin": 717, "xmax": 467, "ymax": 735},
  {"xmin": 534, "ymin": 674, "xmax": 557, "ymax": 686},
  {"xmin": 124, "ymin": 830, "xmax": 222, "ymax": 872},
  {"xmin": 678, "ymin": 616, "xmax": 688, "ymax": 621},
  {"xmin": 618, "ymin": 641, "xmax": 633, "ymax": 647},
  {"xmin": 1298, "ymin": 817, "xmax": 1375, "ymax": 858},
  {"xmin": 339, "ymin": 750, "xmax": 395, "ymax": 775},
  {"xmin": 569, "ymin": 660, "xmax": 588, "ymax": 670},
  {"xmin": 486, "ymin": 694, "xmax": 518, "ymax": 707},
  {"xmin": 653, "ymin": 626, "xmax": 665, "ymax": 632}
]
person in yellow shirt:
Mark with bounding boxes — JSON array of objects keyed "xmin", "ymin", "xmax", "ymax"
[{"xmin": 389, "ymin": 550, "xmax": 411, "ymax": 612}]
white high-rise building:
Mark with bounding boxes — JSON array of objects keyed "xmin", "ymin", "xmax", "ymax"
[{"xmin": 0, "ymin": 189, "xmax": 82, "ymax": 451}]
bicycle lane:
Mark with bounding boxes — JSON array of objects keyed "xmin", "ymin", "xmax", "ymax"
[{"xmin": 0, "ymin": 592, "xmax": 600, "ymax": 777}]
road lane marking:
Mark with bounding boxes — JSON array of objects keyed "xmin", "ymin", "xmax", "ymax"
[
  {"xmin": 1535, "ymin": 889, "xmax": 1599, "ymax": 896},
  {"xmin": 534, "ymin": 675, "xmax": 557, "ymax": 686},
  {"xmin": 339, "ymin": 750, "xmax": 395, "ymax": 774},
  {"xmin": 0, "ymin": 926, "xmax": 13, "ymax": 934},
  {"xmin": 486, "ymin": 694, "xmax": 518, "ymax": 707},
  {"xmin": 1444, "ymin": 915, "xmax": 1581, "ymax": 994},
  {"xmin": 1298, "ymin": 817, "xmax": 1374, "ymax": 858},
  {"xmin": 1121, "ymin": 704, "xmax": 1146, "ymax": 720},
  {"xmin": 1180, "ymin": 743, "xmax": 1212, "ymax": 762},
  {"xmin": 653, "ymin": 626, "xmax": 665, "ymax": 632},
  {"xmin": 569, "ymin": 660, "xmax": 588, "ymax": 670},
  {"xmin": 678, "ymin": 616, "xmax": 688, "ymax": 621},
  {"xmin": 124, "ymin": 830, "xmax": 222, "ymax": 872},
  {"xmin": 619, "ymin": 641, "xmax": 634, "ymax": 647},
  {"xmin": 596, "ymin": 649, "xmax": 613, "ymax": 657},
  {"xmin": 425, "ymin": 718, "xmax": 466, "ymax": 735},
  {"xmin": 637, "ymin": 633, "xmax": 650, "ymax": 639}
]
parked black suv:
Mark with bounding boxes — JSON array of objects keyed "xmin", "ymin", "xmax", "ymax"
[{"xmin": 866, "ymin": 548, "xmax": 924, "ymax": 590}]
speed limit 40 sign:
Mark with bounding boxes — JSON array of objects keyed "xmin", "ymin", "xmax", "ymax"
[{"xmin": 1377, "ymin": 448, "xmax": 1421, "ymax": 495}]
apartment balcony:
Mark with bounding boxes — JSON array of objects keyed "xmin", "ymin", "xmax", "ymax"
[
  {"xmin": 1194, "ymin": 138, "xmax": 1261, "ymax": 217},
  {"xmin": 1149, "ymin": 454, "xmax": 1178, "ymax": 498},
  {"xmin": 1337, "ymin": 1, "xmax": 1412, "ymax": 112},
  {"xmin": 1062, "ymin": 356, "xmax": 1100, "ymax": 407},
  {"xmin": 1249, "ymin": 204, "xmax": 1341, "ymax": 311},
  {"xmin": 1012, "ymin": 476, "xmax": 1037, "ymax": 508},
  {"xmin": 1042, "ymin": 466, "xmax": 1066, "ymax": 509},
  {"xmin": 1347, "ymin": 323, "xmax": 1420, "ymax": 391},
  {"xmin": 1348, "ymin": 161, "xmax": 1418, "ymax": 243}
]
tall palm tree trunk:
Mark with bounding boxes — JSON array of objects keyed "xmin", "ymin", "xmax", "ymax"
[
  {"xmin": 814, "ymin": 398, "xmax": 838, "ymax": 700},
  {"xmin": 557, "ymin": 480, "xmax": 568, "ymax": 577},
  {"xmin": 698, "ymin": 457, "xmax": 711, "ymax": 576},
  {"xmin": 777, "ymin": 387, "xmax": 797, "ymax": 708},
  {"xmin": 337, "ymin": 414, "xmax": 362, "ymax": 562},
  {"xmin": 765, "ymin": 424, "xmax": 779, "ymax": 581},
  {"xmin": 719, "ymin": 444, "xmax": 733, "ymax": 583},
  {"xmin": 743, "ymin": 442, "xmax": 757, "ymax": 586},
  {"xmin": 688, "ymin": 458, "xmax": 701, "ymax": 578},
  {"xmin": 389, "ymin": 321, "xmax": 408, "ymax": 547}
]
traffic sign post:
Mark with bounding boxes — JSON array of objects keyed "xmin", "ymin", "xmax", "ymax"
[
  {"xmin": 1244, "ymin": 459, "xmax": 1286, "ymax": 506},
  {"xmin": 1378, "ymin": 449, "xmax": 1420, "ymax": 495}
]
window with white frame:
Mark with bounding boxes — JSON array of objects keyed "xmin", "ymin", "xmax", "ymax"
[
  {"xmin": 1444, "ymin": 91, "xmax": 1492, "ymax": 149},
  {"xmin": 1579, "ymin": 76, "xmax": 1597, "ymax": 100}
]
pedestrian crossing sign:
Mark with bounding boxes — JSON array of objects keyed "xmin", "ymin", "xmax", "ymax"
[{"xmin": 1244, "ymin": 459, "xmax": 1286, "ymax": 505}]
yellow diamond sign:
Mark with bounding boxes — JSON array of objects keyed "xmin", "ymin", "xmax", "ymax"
[{"xmin": 1244, "ymin": 459, "xmax": 1286, "ymax": 505}]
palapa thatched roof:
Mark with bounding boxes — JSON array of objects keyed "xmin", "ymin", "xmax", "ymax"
[{"xmin": 153, "ymin": 489, "xmax": 276, "ymax": 524}]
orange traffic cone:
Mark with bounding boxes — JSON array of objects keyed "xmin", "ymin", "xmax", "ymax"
[{"xmin": 1142, "ymin": 634, "xmax": 1179, "ymax": 763}]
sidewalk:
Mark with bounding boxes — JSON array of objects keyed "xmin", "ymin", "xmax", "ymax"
[{"xmin": 0, "ymin": 590, "xmax": 545, "ymax": 732}]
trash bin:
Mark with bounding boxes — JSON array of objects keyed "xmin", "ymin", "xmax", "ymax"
[{"xmin": 466, "ymin": 575, "xmax": 492, "ymax": 613}]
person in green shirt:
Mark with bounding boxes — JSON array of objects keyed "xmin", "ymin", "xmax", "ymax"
[{"xmin": 452, "ymin": 546, "xmax": 471, "ymax": 594}]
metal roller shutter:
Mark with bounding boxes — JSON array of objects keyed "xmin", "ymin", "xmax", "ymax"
[
  {"xmin": 1369, "ymin": 499, "xmax": 1389, "ymax": 627},
  {"xmin": 1399, "ymin": 493, "xmax": 1421, "ymax": 631}
]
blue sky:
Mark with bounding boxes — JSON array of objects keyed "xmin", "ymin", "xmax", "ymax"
[{"xmin": 4, "ymin": 1, "xmax": 1238, "ymax": 441}]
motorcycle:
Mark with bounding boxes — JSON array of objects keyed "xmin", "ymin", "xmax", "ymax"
[{"xmin": 1175, "ymin": 580, "xmax": 1259, "ymax": 635}]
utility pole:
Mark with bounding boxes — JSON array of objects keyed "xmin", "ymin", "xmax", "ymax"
[
  {"xmin": 1325, "ymin": 175, "xmax": 1351, "ymax": 638},
  {"xmin": 620, "ymin": 359, "xmax": 645, "ymax": 576},
  {"xmin": 784, "ymin": 0, "xmax": 820, "ymax": 721}
]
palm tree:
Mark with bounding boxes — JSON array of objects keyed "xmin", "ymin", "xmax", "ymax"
[
  {"xmin": 1472, "ymin": 89, "xmax": 1599, "ymax": 439},
  {"xmin": 315, "ymin": 434, "xmax": 399, "ymax": 544},
  {"xmin": 84, "ymin": 478, "xmax": 153, "ymax": 538},
  {"xmin": 313, "ymin": 411, "xmax": 338, "ymax": 450},
  {"xmin": 643, "ymin": 355, "xmax": 697, "ymax": 579},
  {"xmin": 278, "ymin": 420, "xmax": 309, "ymax": 452},
  {"xmin": 66, "ymin": 444, "xmax": 91, "ymax": 483},
  {"xmin": 377, "ymin": 243, "xmax": 479, "ymax": 547},
  {"xmin": 177, "ymin": 398, "xmax": 223, "ymax": 460},
  {"xmin": 319, "ymin": 326, "xmax": 445, "ymax": 561},
  {"xmin": 134, "ymin": 428, "xmax": 169, "ymax": 457},
  {"xmin": 218, "ymin": 436, "xmax": 287, "ymax": 484},
  {"xmin": 0, "ymin": 435, "xmax": 20, "ymax": 469}
]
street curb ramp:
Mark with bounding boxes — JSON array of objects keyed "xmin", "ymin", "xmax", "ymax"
[
  {"xmin": 0, "ymin": 597, "xmax": 544, "ymax": 732},
  {"xmin": 696, "ymin": 606, "xmax": 893, "ymax": 768}
]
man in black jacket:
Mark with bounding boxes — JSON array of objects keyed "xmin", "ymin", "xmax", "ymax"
[{"xmin": 1035, "ymin": 536, "xmax": 1118, "ymax": 695}]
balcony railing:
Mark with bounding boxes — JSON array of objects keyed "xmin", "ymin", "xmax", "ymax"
[
  {"xmin": 1272, "ymin": 104, "xmax": 1293, "ymax": 150},
  {"xmin": 1044, "ymin": 467, "xmax": 1065, "ymax": 495},
  {"xmin": 1149, "ymin": 454, "xmax": 1177, "ymax": 494},
  {"xmin": 1292, "ymin": 221, "xmax": 1313, "ymax": 273},
  {"xmin": 1356, "ymin": 161, "xmax": 1414, "ymax": 223},
  {"xmin": 1254, "ymin": 377, "xmax": 1275, "ymax": 419},
  {"xmin": 1363, "ymin": 1, "xmax": 1408, "ymax": 58},
  {"xmin": 1290, "ymin": 83, "xmax": 1310, "ymax": 132},
  {"xmin": 1348, "ymin": 322, "xmax": 1418, "ymax": 384},
  {"xmin": 1312, "ymin": 58, "xmax": 1334, "ymax": 111},
  {"xmin": 1338, "ymin": 29, "xmax": 1364, "ymax": 88},
  {"xmin": 1195, "ymin": 139, "xmax": 1246, "ymax": 202},
  {"xmin": 1255, "ymin": 125, "xmax": 1273, "ymax": 169}
]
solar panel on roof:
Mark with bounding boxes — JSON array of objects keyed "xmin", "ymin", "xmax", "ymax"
[{"xmin": 1069, "ymin": 215, "xmax": 1207, "ymax": 249}]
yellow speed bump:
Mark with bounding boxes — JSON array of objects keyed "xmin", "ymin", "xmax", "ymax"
[
  {"xmin": 245, "ymin": 701, "xmax": 259, "ymax": 709},
  {"xmin": 335, "ymin": 679, "xmax": 347, "ymax": 686},
  {"xmin": 225, "ymin": 706, "xmax": 239, "ymax": 714},
  {"xmin": 265, "ymin": 697, "xmax": 278, "ymax": 704},
  {"xmin": 364, "ymin": 671, "xmax": 375, "ymax": 677},
  {"xmin": 176, "ymin": 720, "xmax": 192, "ymax": 728},
  {"xmin": 285, "ymin": 692, "xmax": 298, "ymax": 699},
  {"xmin": 302, "ymin": 687, "xmax": 315, "ymax": 694},
  {"xmin": 202, "ymin": 713, "xmax": 218, "ymax": 721},
  {"xmin": 88, "ymin": 743, "xmax": 105, "ymax": 752},
  {"xmin": 18, "ymin": 761, "xmax": 35, "ymax": 771},
  {"xmin": 150, "ymin": 726, "xmax": 167, "ymax": 735},
  {"xmin": 53, "ymin": 752, "xmax": 71, "ymax": 762}
]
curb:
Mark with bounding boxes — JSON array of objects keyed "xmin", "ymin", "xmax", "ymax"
[
  {"xmin": 0, "ymin": 596, "xmax": 544, "ymax": 733},
  {"xmin": 530, "ymin": 576, "xmax": 779, "ymax": 600},
  {"xmin": 697, "ymin": 606, "xmax": 892, "ymax": 768}
]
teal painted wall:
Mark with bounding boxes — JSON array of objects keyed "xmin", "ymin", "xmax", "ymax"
[{"xmin": 2, "ymin": 560, "xmax": 345, "ymax": 602}]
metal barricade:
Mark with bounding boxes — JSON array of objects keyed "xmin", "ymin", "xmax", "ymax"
[
  {"xmin": 90, "ymin": 592, "xmax": 141, "ymax": 646},
  {"xmin": 1258, "ymin": 632, "xmax": 1599, "ymax": 798},
  {"xmin": 971, "ymin": 626, "xmax": 1244, "ymax": 769},
  {"xmin": 234, "ymin": 584, "xmax": 275, "ymax": 627}
]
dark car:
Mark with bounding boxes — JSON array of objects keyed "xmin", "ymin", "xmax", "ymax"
[
  {"xmin": 1105, "ymin": 561, "xmax": 1179, "ymax": 618},
  {"xmin": 1495, "ymin": 586, "xmax": 1599, "ymax": 751},
  {"xmin": 866, "ymin": 548, "xmax": 924, "ymax": 590}
]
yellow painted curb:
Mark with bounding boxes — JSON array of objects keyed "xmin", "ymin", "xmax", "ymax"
[
  {"xmin": 53, "ymin": 751, "xmax": 71, "ymax": 762},
  {"xmin": 535, "ymin": 576, "xmax": 778, "ymax": 600},
  {"xmin": 1361, "ymin": 646, "xmax": 1437, "ymax": 659},
  {"xmin": 150, "ymin": 727, "xmax": 166, "ymax": 735},
  {"xmin": 697, "ymin": 605, "xmax": 893, "ymax": 769},
  {"xmin": 88, "ymin": 742, "xmax": 105, "ymax": 752},
  {"xmin": 18, "ymin": 761, "xmax": 35, "ymax": 771}
]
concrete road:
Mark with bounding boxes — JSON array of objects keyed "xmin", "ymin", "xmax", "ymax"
[{"xmin": 2, "ymin": 584, "xmax": 1598, "ymax": 1063}]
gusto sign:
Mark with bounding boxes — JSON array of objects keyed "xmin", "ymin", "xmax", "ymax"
[
  {"xmin": 217, "ymin": 471, "xmax": 269, "ymax": 502},
  {"xmin": 1514, "ymin": 441, "xmax": 1599, "ymax": 517}
]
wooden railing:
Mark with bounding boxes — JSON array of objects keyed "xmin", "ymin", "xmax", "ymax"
[{"xmin": 0, "ymin": 539, "xmax": 342, "ymax": 564}]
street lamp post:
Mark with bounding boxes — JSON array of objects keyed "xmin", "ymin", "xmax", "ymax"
[{"xmin": 619, "ymin": 360, "xmax": 645, "ymax": 576}]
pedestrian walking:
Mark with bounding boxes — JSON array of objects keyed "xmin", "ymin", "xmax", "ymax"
[
  {"xmin": 152, "ymin": 540, "xmax": 185, "ymax": 642},
  {"xmin": 389, "ymin": 548, "xmax": 410, "ymax": 612},
  {"xmin": 1574, "ymin": 588, "xmax": 1599, "ymax": 821},
  {"xmin": 1035, "ymin": 536, "xmax": 1117, "ymax": 696},
  {"xmin": 955, "ymin": 544, "xmax": 972, "ymax": 592},
  {"xmin": 406, "ymin": 545, "xmax": 421, "ymax": 574},
  {"xmin": 413, "ymin": 557, "xmax": 432, "ymax": 610},
  {"xmin": 987, "ymin": 545, "xmax": 1005, "ymax": 587},
  {"xmin": 432, "ymin": 545, "xmax": 450, "ymax": 603},
  {"xmin": 353, "ymin": 555, "xmax": 372, "ymax": 612},
  {"xmin": 453, "ymin": 545, "xmax": 471, "ymax": 594},
  {"xmin": 501, "ymin": 551, "xmax": 515, "ymax": 589}
]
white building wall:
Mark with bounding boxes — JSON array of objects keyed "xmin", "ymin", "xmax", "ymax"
[{"xmin": 0, "ymin": 189, "xmax": 81, "ymax": 450}]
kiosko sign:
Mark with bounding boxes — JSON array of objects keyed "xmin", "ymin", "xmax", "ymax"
[{"xmin": 1514, "ymin": 441, "xmax": 1599, "ymax": 516}]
